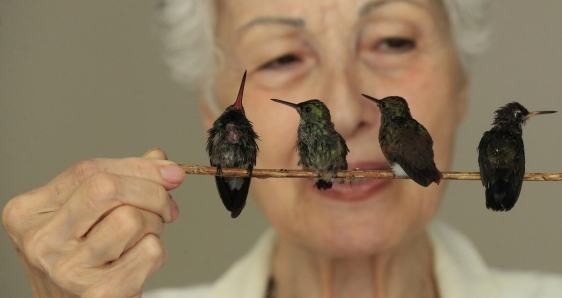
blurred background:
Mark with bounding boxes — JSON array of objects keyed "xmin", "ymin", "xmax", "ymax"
[{"xmin": 1, "ymin": 0, "xmax": 562, "ymax": 296}]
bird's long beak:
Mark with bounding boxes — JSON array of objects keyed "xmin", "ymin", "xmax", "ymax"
[
  {"xmin": 271, "ymin": 98, "xmax": 299, "ymax": 110},
  {"xmin": 233, "ymin": 70, "xmax": 247, "ymax": 110},
  {"xmin": 361, "ymin": 93, "xmax": 382, "ymax": 104},
  {"xmin": 526, "ymin": 110, "xmax": 557, "ymax": 119}
]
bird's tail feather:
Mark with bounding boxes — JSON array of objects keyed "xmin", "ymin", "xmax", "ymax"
[
  {"xmin": 397, "ymin": 160, "xmax": 442, "ymax": 187},
  {"xmin": 215, "ymin": 176, "xmax": 251, "ymax": 218},
  {"xmin": 315, "ymin": 179, "xmax": 333, "ymax": 190},
  {"xmin": 485, "ymin": 179, "xmax": 517, "ymax": 211}
]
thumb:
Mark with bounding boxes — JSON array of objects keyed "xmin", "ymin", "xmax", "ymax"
[{"xmin": 142, "ymin": 148, "xmax": 168, "ymax": 160}]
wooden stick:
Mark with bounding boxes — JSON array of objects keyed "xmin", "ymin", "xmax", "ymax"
[{"xmin": 179, "ymin": 165, "xmax": 562, "ymax": 181}]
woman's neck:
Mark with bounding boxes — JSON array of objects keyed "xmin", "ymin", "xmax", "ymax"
[{"xmin": 271, "ymin": 231, "xmax": 438, "ymax": 298}]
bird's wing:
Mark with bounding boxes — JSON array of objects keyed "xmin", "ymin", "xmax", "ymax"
[
  {"xmin": 384, "ymin": 119, "xmax": 441, "ymax": 187},
  {"xmin": 205, "ymin": 126, "xmax": 218, "ymax": 157},
  {"xmin": 510, "ymin": 136, "xmax": 525, "ymax": 208},
  {"xmin": 337, "ymin": 133, "xmax": 350, "ymax": 170},
  {"xmin": 478, "ymin": 130, "xmax": 524, "ymax": 211},
  {"xmin": 239, "ymin": 123, "xmax": 260, "ymax": 167},
  {"xmin": 477, "ymin": 130, "xmax": 494, "ymax": 187}
]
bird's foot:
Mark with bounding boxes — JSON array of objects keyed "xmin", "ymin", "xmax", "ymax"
[{"xmin": 216, "ymin": 165, "xmax": 223, "ymax": 176}]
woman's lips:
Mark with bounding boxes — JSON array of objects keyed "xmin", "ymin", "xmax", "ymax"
[{"xmin": 308, "ymin": 162, "xmax": 392, "ymax": 202}]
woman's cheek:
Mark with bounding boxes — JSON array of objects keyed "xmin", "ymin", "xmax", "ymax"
[{"xmin": 245, "ymin": 95, "xmax": 300, "ymax": 169}]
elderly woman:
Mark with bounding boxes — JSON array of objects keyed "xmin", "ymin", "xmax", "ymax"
[{"xmin": 3, "ymin": 0, "xmax": 562, "ymax": 297}]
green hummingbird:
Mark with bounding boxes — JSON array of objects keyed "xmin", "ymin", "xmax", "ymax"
[
  {"xmin": 478, "ymin": 102, "xmax": 556, "ymax": 211},
  {"xmin": 270, "ymin": 98, "xmax": 349, "ymax": 190},
  {"xmin": 362, "ymin": 94, "xmax": 442, "ymax": 187},
  {"xmin": 206, "ymin": 71, "xmax": 259, "ymax": 218}
]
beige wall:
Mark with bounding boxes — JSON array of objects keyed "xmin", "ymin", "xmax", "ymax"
[{"xmin": 1, "ymin": 1, "xmax": 562, "ymax": 296}]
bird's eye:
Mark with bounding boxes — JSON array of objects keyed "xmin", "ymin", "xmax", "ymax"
[
  {"xmin": 381, "ymin": 102, "xmax": 387, "ymax": 108},
  {"xmin": 305, "ymin": 107, "xmax": 312, "ymax": 113},
  {"xmin": 514, "ymin": 111, "xmax": 521, "ymax": 118}
]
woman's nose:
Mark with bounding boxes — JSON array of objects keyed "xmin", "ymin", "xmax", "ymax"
[{"xmin": 319, "ymin": 67, "xmax": 380, "ymax": 138}]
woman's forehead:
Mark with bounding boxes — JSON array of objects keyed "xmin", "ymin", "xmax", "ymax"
[{"xmin": 216, "ymin": 0, "xmax": 446, "ymax": 31}]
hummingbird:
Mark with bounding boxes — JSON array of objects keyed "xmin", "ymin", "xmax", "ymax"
[
  {"xmin": 206, "ymin": 71, "xmax": 259, "ymax": 218},
  {"xmin": 362, "ymin": 94, "xmax": 442, "ymax": 187},
  {"xmin": 270, "ymin": 98, "xmax": 349, "ymax": 190},
  {"xmin": 477, "ymin": 102, "xmax": 556, "ymax": 211}
]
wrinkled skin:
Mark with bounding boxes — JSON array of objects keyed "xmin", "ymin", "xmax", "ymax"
[
  {"xmin": 2, "ymin": 149, "xmax": 183, "ymax": 297},
  {"xmin": 203, "ymin": 0, "xmax": 468, "ymax": 296},
  {"xmin": 206, "ymin": 0, "xmax": 466, "ymax": 258}
]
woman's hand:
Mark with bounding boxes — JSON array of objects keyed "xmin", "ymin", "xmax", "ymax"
[{"xmin": 2, "ymin": 148, "xmax": 183, "ymax": 298}]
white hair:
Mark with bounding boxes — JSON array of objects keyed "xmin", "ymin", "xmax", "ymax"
[
  {"xmin": 158, "ymin": 0, "xmax": 218, "ymax": 111},
  {"xmin": 442, "ymin": 0, "xmax": 490, "ymax": 67},
  {"xmin": 158, "ymin": 0, "xmax": 490, "ymax": 112}
]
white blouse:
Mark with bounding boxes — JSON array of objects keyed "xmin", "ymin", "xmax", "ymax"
[{"xmin": 145, "ymin": 221, "xmax": 562, "ymax": 298}]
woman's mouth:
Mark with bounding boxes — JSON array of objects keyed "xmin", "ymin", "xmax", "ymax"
[{"xmin": 308, "ymin": 162, "xmax": 392, "ymax": 202}]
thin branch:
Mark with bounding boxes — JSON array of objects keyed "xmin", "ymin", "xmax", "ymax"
[{"xmin": 179, "ymin": 165, "xmax": 562, "ymax": 181}]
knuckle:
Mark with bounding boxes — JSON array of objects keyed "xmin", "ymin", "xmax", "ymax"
[
  {"xmin": 73, "ymin": 159, "xmax": 101, "ymax": 182},
  {"xmin": 140, "ymin": 235, "xmax": 166, "ymax": 265},
  {"xmin": 110, "ymin": 206, "xmax": 143, "ymax": 236},
  {"xmin": 84, "ymin": 173, "xmax": 121, "ymax": 208},
  {"xmin": 2, "ymin": 190, "xmax": 42, "ymax": 239},
  {"xmin": 1, "ymin": 199, "xmax": 22, "ymax": 237}
]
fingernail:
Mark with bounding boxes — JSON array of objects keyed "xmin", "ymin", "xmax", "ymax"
[
  {"xmin": 169, "ymin": 196, "xmax": 180, "ymax": 221},
  {"xmin": 161, "ymin": 165, "xmax": 184, "ymax": 184},
  {"xmin": 143, "ymin": 148, "xmax": 159, "ymax": 157},
  {"xmin": 144, "ymin": 148, "xmax": 168, "ymax": 159}
]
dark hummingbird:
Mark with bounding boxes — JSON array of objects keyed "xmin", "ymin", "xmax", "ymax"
[
  {"xmin": 477, "ymin": 102, "xmax": 556, "ymax": 211},
  {"xmin": 206, "ymin": 71, "xmax": 259, "ymax": 218},
  {"xmin": 362, "ymin": 94, "xmax": 442, "ymax": 187},
  {"xmin": 270, "ymin": 98, "xmax": 349, "ymax": 190}
]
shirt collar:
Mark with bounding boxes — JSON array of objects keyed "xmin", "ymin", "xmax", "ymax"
[
  {"xmin": 206, "ymin": 221, "xmax": 499, "ymax": 298},
  {"xmin": 428, "ymin": 221, "xmax": 499, "ymax": 298}
]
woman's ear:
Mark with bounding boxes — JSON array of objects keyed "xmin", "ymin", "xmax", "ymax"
[{"xmin": 200, "ymin": 97, "xmax": 218, "ymax": 130}]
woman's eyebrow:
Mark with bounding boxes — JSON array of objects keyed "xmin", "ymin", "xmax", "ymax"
[
  {"xmin": 235, "ymin": 17, "xmax": 305, "ymax": 35},
  {"xmin": 359, "ymin": 0, "xmax": 428, "ymax": 17}
]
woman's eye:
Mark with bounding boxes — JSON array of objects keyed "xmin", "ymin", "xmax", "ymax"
[
  {"xmin": 375, "ymin": 38, "xmax": 415, "ymax": 53},
  {"xmin": 259, "ymin": 54, "xmax": 301, "ymax": 70}
]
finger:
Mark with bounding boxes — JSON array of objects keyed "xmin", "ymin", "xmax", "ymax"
[
  {"xmin": 143, "ymin": 148, "xmax": 168, "ymax": 160},
  {"xmin": 56, "ymin": 174, "xmax": 178, "ymax": 238},
  {"xmin": 45, "ymin": 156, "xmax": 185, "ymax": 204},
  {"xmin": 113, "ymin": 234, "xmax": 166, "ymax": 279},
  {"xmin": 85, "ymin": 235, "xmax": 166, "ymax": 298},
  {"xmin": 79, "ymin": 206, "xmax": 165, "ymax": 266}
]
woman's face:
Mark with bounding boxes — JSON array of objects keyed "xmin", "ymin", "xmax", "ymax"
[{"xmin": 204, "ymin": 0, "xmax": 467, "ymax": 256}]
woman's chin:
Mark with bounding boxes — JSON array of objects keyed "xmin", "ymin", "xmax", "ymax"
[
  {"xmin": 309, "ymin": 211, "xmax": 412, "ymax": 256},
  {"xmin": 265, "ymin": 184, "xmax": 396, "ymax": 255},
  {"xmin": 255, "ymin": 176, "xmax": 440, "ymax": 257},
  {"xmin": 299, "ymin": 180, "xmax": 439, "ymax": 257}
]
